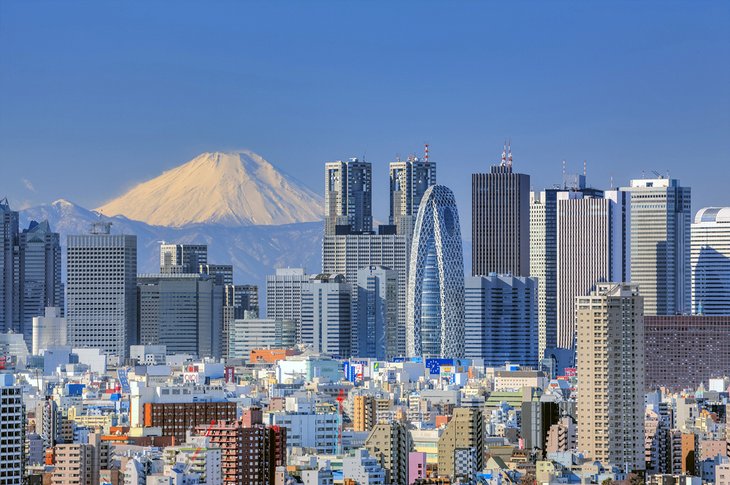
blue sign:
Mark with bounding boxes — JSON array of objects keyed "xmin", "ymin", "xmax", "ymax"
[{"xmin": 117, "ymin": 368, "xmax": 131, "ymax": 394}]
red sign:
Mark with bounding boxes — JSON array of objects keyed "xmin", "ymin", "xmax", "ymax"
[{"xmin": 224, "ymin": 366, "xmax": 235, "ymax": 384}]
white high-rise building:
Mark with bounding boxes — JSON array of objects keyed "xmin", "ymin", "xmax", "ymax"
[
  {"xmin": 301, "ymin": 274, "xmax": 351, "ymax": 358},
  {"xmin": 266, "ymin": 268, "xmax": 310, "ymax": 343},
  {"xmin": 32, "ymin": 306, "xmax": 67, "ymax": 355},
  {"xmin": 623, "ymin": 178, "xmax": 691, "ymax": 316},
  {"xmin": 691, "ymin": 207, "xmax": 730, "ymax": 315},
  {"xmin": 325, "ymin": 159, "xmax": 372, "ymax": 235},
  {"xmin": 66, "ymin": 223, "xmax": 137, "ymax": 359},
  {"xmin": 576, "ymin": 283, "xmax": 644, "ymax": 472},
  {"xmin": 555, "ymin": 190, "xmax": 629, "ymax": 348},
  {"xmin": 322, "ymin": 234, "xmax": 407, "ymax": 357},
  {"xmin": 0, "ymin": 373, "xmax": 25, "ymax": 484},
  {"xmin": 406, "ymin": 185, "xmax": 465, "ymax": 358}
]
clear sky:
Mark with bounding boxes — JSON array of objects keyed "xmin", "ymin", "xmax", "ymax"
[{"xmin": 1, "ymin": 1, "xmax": 729, "ymax": 236}]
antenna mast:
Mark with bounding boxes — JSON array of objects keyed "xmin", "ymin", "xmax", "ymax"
[{"xmin": 424, "ymin": 143, "xmax": 429, "ymax": 164}]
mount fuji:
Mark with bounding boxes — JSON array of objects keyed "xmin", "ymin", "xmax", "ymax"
[{"xmin": 19, "ymin": 151, "xmax": 325, "ymax": 287}]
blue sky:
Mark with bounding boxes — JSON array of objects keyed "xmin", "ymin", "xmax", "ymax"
[{"xmin": 1, "ymin": 1, "xmax": 728, "ymax": 236}]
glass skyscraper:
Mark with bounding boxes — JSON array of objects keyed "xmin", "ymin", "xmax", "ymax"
[{"xmin": 406, "ymin": 185, "xmax": 464, "ymax": 358}]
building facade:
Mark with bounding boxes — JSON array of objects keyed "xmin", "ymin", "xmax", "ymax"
[
  {"xmin": 159, "ymin": 243, "xmax": 207, "ymax": 274},
  {"xmin": 0, "ymin": 374, "xmax": 24, "ymax": 485},
  {"xmin": 301, "ymin": 274, "xmax": 351, "ymax": 358},
  {"xmin": 644, "ymin": 315, "xmax": 730, "ymax": 392},
  {"xmin": 464, "ymin": 274, "xmax": 538, "ymax": 367},
  {"xmin": 325, "ymin": 159, "xmax": 372, "ymax": 235},
  {"xmin": 437, "ymin": 408, "xmax": 484, "ymax": 481},
  {"xmin": 389, "ymin": 155, "xmax": 436, "ymax": 239},
  {"xmin": 471, "ymin": 147, "xmax": 530, "ymax": 277},
  {"xmin": 623, "ymin": 178, "xmax": 691, "ymax": 316},
  {"xmin": 66, "ymin": 223, "xmax": 137, "ymax": 359},
  {"xmin": 691, "ymin": 207, "xmax": 730, "ymax": 315},
  {"xmin": 227, "ymin": 318, "xmax": 296, "ymax": 360},
  {"xmin": 555, "ymin": 190, "xmax": 629, "ymax": 348},
  {"xmin": 137, "ymin": 273, "xmax": 224, "ymax": 359},
  {"xmin": 266, "ymin": 268, "xmax": 310, "ymax": 344},
  {"xmin": 576, "ymin": 283, "xmax": 644, "ymax": 471},
  {"xmin": 356, "ymin": 266, "xmax": 398, "ymax": 360},
  {"xmin": 365, "ymin": 421, "xmax": 413, "ymax": 485},
  {"xmin": 406, "ymin": 185, "xmax": 465, "ymax": 358}
]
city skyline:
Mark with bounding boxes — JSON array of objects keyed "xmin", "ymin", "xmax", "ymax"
[{"xmin": 1, "ymin": 2, "xmax": 728, "ymax": 233}]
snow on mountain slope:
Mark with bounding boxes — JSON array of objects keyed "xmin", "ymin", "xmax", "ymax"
[
  {"xmin": 20, "ymin": 200, "xmax": 323, "ymax": 287},
  {"xmin": 96, "ymin": 150, "xmax": 323, "ymax": 227}
]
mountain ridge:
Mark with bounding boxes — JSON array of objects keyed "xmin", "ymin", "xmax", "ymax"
[{"xmin": 96, "ymin": 150, "xmax": 323, "ymax": 227}]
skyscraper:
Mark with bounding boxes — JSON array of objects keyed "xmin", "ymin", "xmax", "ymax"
[
  {"xmin": 301, "ymin": 273, "xmax": 351, "ymax": 358},
  {"xmin": 159, "ymin": 243, "xmax": 207, "ymax": 274},
  {"xmin": 623, "ymin": 177, "xmax": 691, "ymax": 316},
  {"xmin": 356, "ymin": 266, "xmax": 398, "ymax": 360},
  {"xmin": 690, "ymin": 207, "xmax": 730, "ymax": 315},
  {"xmin": 472, "ymin": 145, "xmax": 530, "ymax": 277},
  {"xmin": 576, "ymin": 283, "xmax": 644, "ymax": 471},
  {"xmin": 556, "ymin": 190, "xmax": 629, "ymax": 348},
  {"xmin": 530, "ymin": 174, "xmax": 604, "ymax": 360},
  {"xmin": 66, "ymin": 222, "xmax": 137, "ymax": 359},
  {"xmin": 0, "ymin": 373, "xmax": 25, "ymax": 485},
  {"xmin": 389, "ymin": 152, "xmax": 436, "ymax": 238},
  {"xmin": 19, "ymin": 220, "xmax": 62, "ymax": 345},
  {"xmin": 322, "ymin": 233, "xmax": 408, "ymax": 357},
  {"xmin": 464, "ymin": 274, "xmax": 538, "ymax": 367},
  {"xmin": 266, "ymin": 268, "xmax": 309, "ymax": 343},
  {"xmin": 325, "ymin": 158, "xmax": 372, "ymax": 235},
  {"xmin": 137, "ymin": 273, "xmax": 224, "ymax": 359},
  {"xmin": 0, "ymin": 198, "xmax": 20, "ymax": 335},
  {"xmin": 406, "ymin": 185, "xmax": 465, "ymax": 358},
  {"xmin": 232, "ymin": 284, "xmax": 259, "ymax": 319}
]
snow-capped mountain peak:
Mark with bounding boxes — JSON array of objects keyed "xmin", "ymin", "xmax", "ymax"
[{"xmin": 96, "ymin": 150, "xmax": 323, "ymax": 227}]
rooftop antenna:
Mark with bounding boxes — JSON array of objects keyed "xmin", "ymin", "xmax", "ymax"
[
  {"xmin": 501, "ymin": 140, "xmax": 507, "ymax": 166},
  {"xmin": 583, "ymin": 160, "xmax": 587, "ymax": 177},
  {"xmin": 424, "ymin": 143, "xmax": 429, "ymax": 164},
  {"xmin": 562, "ymin": 160, "xmax": 567, "ymax": 189},
  {"xmin": 610, "ymin": 176, "xmax": 614, "ymax": 189},
  {"xmin": 507, "ymin": 138, "xmax": 513, "ymax": 168}
]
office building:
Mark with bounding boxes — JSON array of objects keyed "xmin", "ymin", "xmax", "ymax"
[
  {"xmin": 365, "ymin": 421, "xmax": 413, "ymax": 485},
  {"xmin": 266, "ymin": 268, "xmax": 310, "ymax": 343},
  {"xmin": 356, "ymin": 266, "xmax": 398, "ymax": 359},
  {"xmin": 691, "ymin": 207, "xmax": 730, "ymax": 315},
  {"xmin": 644, "ymin": 315, "xmax": 730, "ymax": 392},
  {"xmin": 556, "ymin": 190, "xmax": 629, "ymax": 348},
  {"xmin": 325, "ymin": 158, "xmax": 372, "ymax": 235},
  {"xmin": 322, "ymin": 232, "xmax": 408, "ymax": 357},
  {"xmin": 389, "ymin": 153, "xmax": 436, "ymax": 238},
  {"xmin": 66, "ymin": 223, "xmax": 137, "ymax": 359},
  {"xmin": 471, "ymin": 145, "xmax": 530, "ymax": 277},
  {"xmin": 406, "ymin": 185, "xmax": 465, "ymax": 358},
  {"xmin": 0, "ymin": 198, "xmax": 19, "ymax": 336},
  {"xmin": 200, "ymin": 263, "xmax": 233, "ymax": 286},
  {"xmin": 267, "ymin": 411, "xmax": 339, "ymax": 455},
  {"xmin": 159, "ymin": 243, "xmax": 207, "ymax": 274},
  {"xmin": 19, "ymin": 220, "xmax": 63, "ymax": 346},
  {"xmin": 301, "ymin": 274, "xmax": 351, "ymax": 358},
  {"xmin": 464, "ymin": 274, "xmax": 538, "ymax": 367},
  {"xmin": 623, "ymin": 177, "xmax": 691, "ymax": 316},
  {"xmin": 0, "ymin": 374, "xmax": 24, "ymax": 485},
  {"xmin": 227, "ymin": 317, "xmax": 296, "ymax": 360},
  {"xmin": 576, "ymin": 283, "xmax": 644, "ymax": 471},
  {"xmin": 437, "ymin": 408, "xmax": 484, "ymax": 481},
  {"xmin": 32, "ymin": 306, "xmax": 66, "ymax": 355},
  {"xmin": 137, "ymin": 273, "xmax": 224, "ymax": 359},
  {"xmin": 530, "ymin": 174, "xmax": 604, "ymax": 359},
  {"xmin": 232, "ymin": 284, "xmax": 259, "ymax": 318}
]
